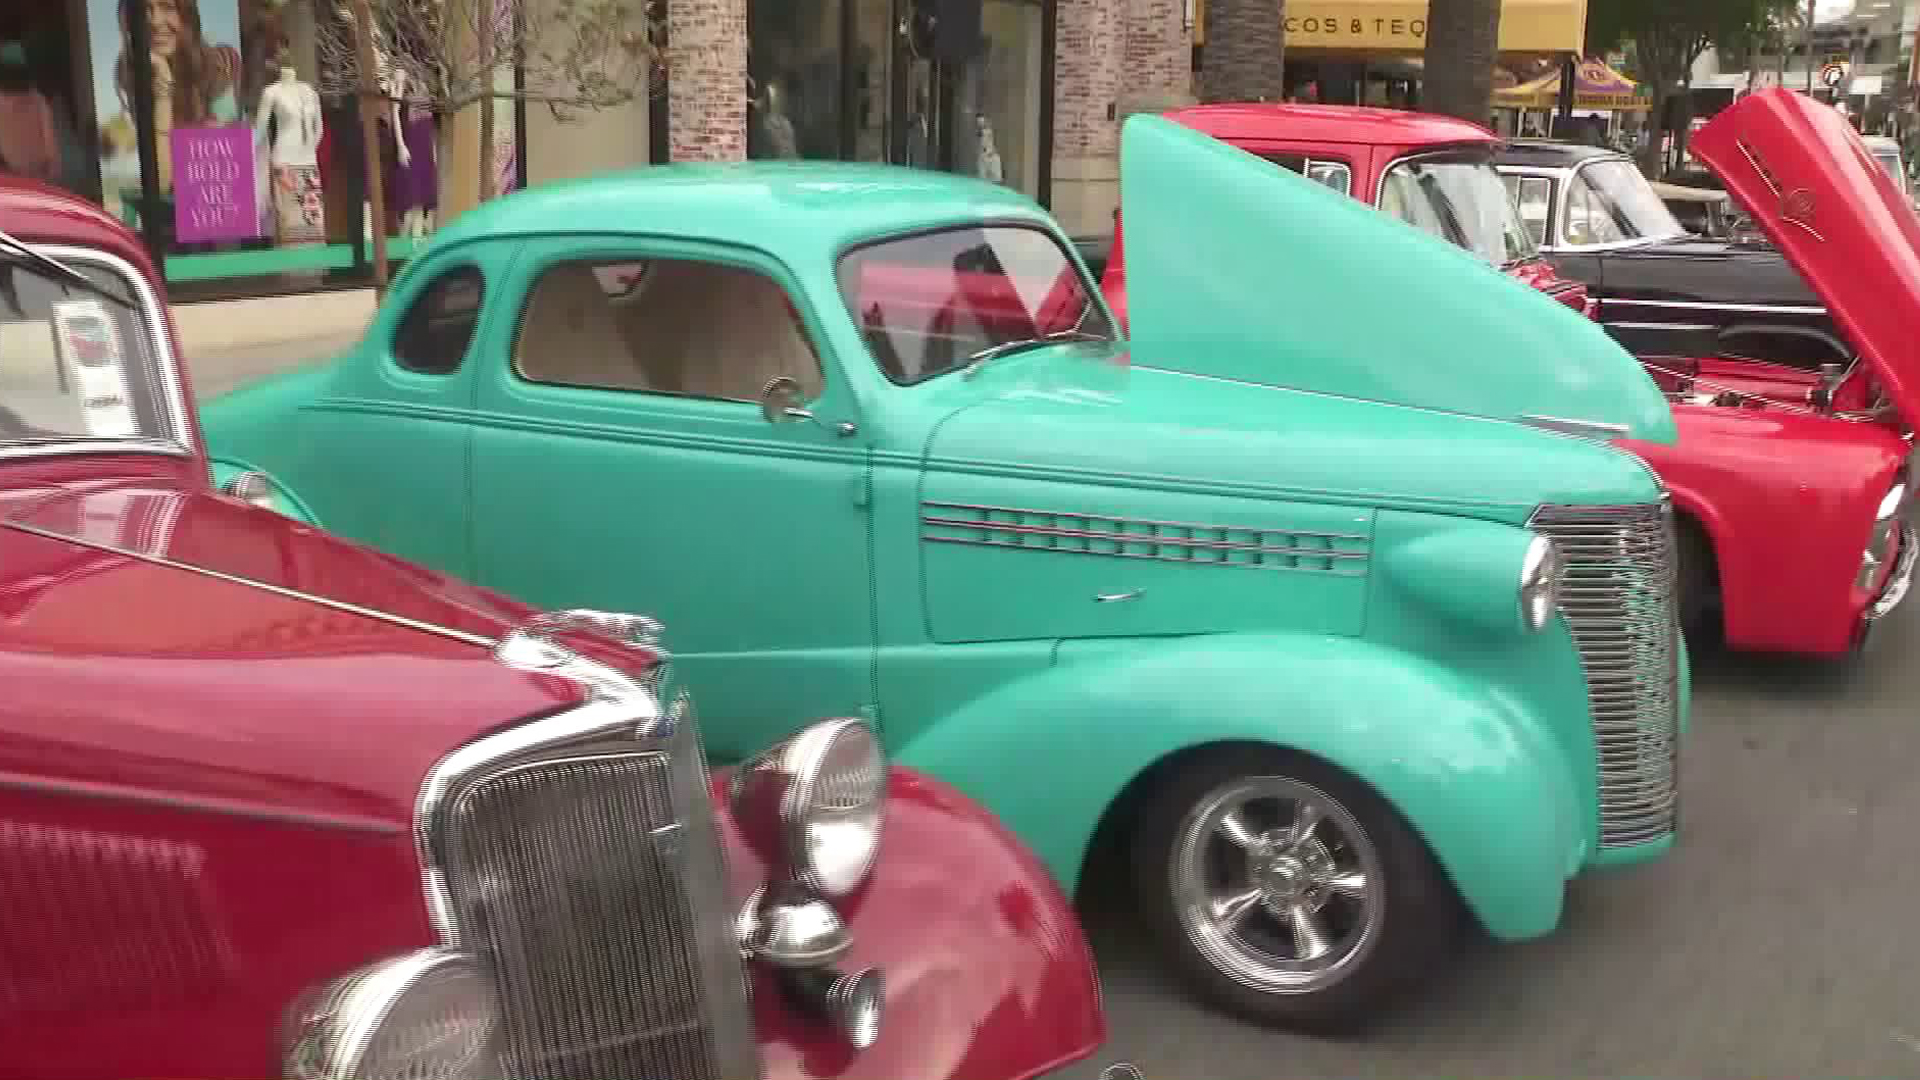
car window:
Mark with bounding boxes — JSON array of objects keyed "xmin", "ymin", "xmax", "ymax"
[
  {"xmin": 838, "ymin": 225, "xmax": 1116, "ymax": 385},
  {"xmin": 1562, "ymin": 160, "xmax": 1684, "ymax": 247},
  {"xmin": 1259, "ymin": 153, "xmax": 1353, "ymax": 196},
  {"xmin": 1378, "ymin": 154, "xmax": 1536, "ymax": 265},
  {"xmin": 513, "ymin": 257, "xmax": 824, "ymax": 403},
  {"xmin": 1503, "ymin": 175, "xmax": 1553, "ymax": 245},
  {"xmin": 392, "ymin": 266, "xmax": 485, "ymax": 375}
]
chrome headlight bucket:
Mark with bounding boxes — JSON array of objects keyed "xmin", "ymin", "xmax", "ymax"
[
  {"xmin": 1518, "ymin": 534, "xmax": 1563, "ymax": 632},
  {"xmin": 285, "ymin": 949, "xmax": 501, "ymax": 1080},
  {"xmin": 731, "ymin": 717, "xmax": 887, "ymax": 899},
  {"xmin": 1862, "ymin": 478, "xmax": 1911, "ymax": 588}
]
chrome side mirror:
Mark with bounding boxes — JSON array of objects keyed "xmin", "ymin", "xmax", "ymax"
[{"xmin": 760, "ymin": 376, "xmax": 815, "ymax": 425}]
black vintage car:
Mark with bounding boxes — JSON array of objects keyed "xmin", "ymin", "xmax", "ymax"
[{"xmin": 1493, "ymin": 140, "xmax": 1845, "ymax": 371}]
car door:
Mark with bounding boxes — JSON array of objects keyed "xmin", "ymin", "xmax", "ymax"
[
  {"xmin": 294, "ymin": 246, "xmax": 496, "ymax": 579},
  {"xmin": 469, "ymin": 236, "xmax": 875, "ymax": 761}
]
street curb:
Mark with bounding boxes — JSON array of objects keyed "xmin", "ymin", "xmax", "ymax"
[{"xmin": 171, "ymin": 289, "xmax": 375, "ymax": 354}]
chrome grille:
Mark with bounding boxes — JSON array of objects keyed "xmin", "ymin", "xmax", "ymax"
[
  {"xmin": 1530, "ymin": 502, "xmax": 1681, "ymax": 848},
  {"xmin": 433, "ymin": 689, "xmax": 757, "ymax": 1080}
]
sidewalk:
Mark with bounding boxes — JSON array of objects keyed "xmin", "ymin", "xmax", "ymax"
[{"xmin": 170, "ymin": 287, "xmax": 375, "ymax": 355}]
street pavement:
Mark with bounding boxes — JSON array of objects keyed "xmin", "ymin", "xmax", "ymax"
[{"xmin": 190, "ymin": 328, "xmax": 1920, "ymax": 1080}]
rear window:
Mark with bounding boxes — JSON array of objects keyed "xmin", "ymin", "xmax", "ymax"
[{"xmin": 837, "ymin": 226, "xmax": 1116, "ymax": 384}]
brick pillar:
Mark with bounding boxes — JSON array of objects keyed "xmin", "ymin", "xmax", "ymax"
[
  {"xmin": 1122, "ymin": 0, "xmax": 1195, "ymax": 109},
  {"xmin": 1051, "ymin": 0, "xmax": 1126, "ymax": 237},
  {"xmin": 668, "ymin": 0, "xmax": 748, "ymax": 161}
]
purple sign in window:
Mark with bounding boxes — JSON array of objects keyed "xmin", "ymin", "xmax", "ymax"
[{"xmin": 172, "ymin": 125, "xmax": 259, "ymax": 244}]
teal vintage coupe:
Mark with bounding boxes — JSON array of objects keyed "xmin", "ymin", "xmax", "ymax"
[{"xmin": 203, "ymin": 115, "xmax": 1689, "ymax": 1030}]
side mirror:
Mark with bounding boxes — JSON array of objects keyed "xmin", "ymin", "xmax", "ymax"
[{"xmin": 760, "ymin": 376, "xmax": 815, "ymax": 425}]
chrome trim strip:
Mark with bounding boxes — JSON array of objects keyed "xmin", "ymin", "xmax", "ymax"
[
  {"xmin": 1606, "ymin": 298, "xmax": 1827, "ymax": 316},
  {"xmin": 1869, "ymin": 522, "xmax": 1917, "ymax": 622},
  {"xmin": 0, "ymin": 768, "xmax": 403, "ymax": 835},
  {"xmin": 1519, "ymin": 414, "xmax": 1631, "ymax": 439},
  {"xmin": 923, "ymin": 501, "xmax": 1368, "ymax": 541},
  {"xmin": 0, "ymin": 245, "xmax": 195, "ymax": 461},
  {"xmin": 1605, "ymin": 321, "xmax": 1718, "ymax": 332},
  {"xmin": 0, "ymin": 518, "xmax": 498, "ymax": 649}
]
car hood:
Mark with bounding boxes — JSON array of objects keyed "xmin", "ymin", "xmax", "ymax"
[
  {"xmin": 925, "ymin": 354, "xmax": 1666, "ymax": 519},
  {"xmin": 1116, "ymin": 114, "xmax": 1677, "ymax": 444},
  {"xmin": 0, "ymin": 482, "xmax": 583, "ymax": 831},
  {"xmin": 1693, "ymin": 89, "xmax": 1920, "ymax": 419}
]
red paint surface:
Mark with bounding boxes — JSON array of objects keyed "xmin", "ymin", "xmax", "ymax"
[
  {"xmin": 0, "ymin": 185, "xmax": 1103, "ymax": 1078},
  {"xmin": 1104, "ymin": 102, "xmax": 1914, "ymax": 655}
]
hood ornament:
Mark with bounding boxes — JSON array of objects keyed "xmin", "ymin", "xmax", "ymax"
[
  {"xmin": 521, "ymin": 608, "xmax": 666, "ymax": 649},
  {"xmin": 493, "ymin": 609, "xmax": 673, "ymax": 723}
]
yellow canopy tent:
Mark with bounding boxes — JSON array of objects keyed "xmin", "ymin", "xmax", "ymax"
[{"xmin": 1495, "ymin": 57, "xmax": 1650, "ymax": 110}]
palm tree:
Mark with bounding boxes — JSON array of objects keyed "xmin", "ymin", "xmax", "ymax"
[
  {"xmin": 1199, "ymin": 0, "xmax": 1286, "ymax": 103},
  {"xmin": 1422, "ymin": 0, "xmax": 1502, "ymax": 123}
]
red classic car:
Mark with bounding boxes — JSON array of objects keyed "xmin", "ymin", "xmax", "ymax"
[
  {"xmin": 0, "ymin": 179, "xmax": 1105, "ymax": 1078},
  {"xmin": 1085, "ymin": 103, "xmax": 1594, "ymax": 325},
  {"xmin": 1096, "ymin": 94, "xmax": 1916, "ymax": 656}
]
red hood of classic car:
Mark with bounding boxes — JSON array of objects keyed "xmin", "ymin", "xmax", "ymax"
[
  {"xmin": 1693, "ymin": 89, "xmax": 1920, "ymax": 420},
  {"xmin": 0, "ymin": 479, "xmax": 598, "ymax": 829}
]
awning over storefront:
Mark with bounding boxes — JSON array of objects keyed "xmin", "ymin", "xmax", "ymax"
[
  {"xmin": 1273, "ymin": 0, "xmax": 1588, "ymax": 54},
  {"xmin": 1494, "ymin": 56, "xmax": 1649, "ymax": 110}
]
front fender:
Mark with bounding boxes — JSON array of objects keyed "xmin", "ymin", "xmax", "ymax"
[
  {"xmin": 1625, "ymin": 406, "xmax": 1908, "ymax": 654},
  {"xmin": 711, "ymin": 767, "xmax": 1104, "ymax": 1080},
  {"xmin": 895, "ymin": 634, "xmax": 1583, "ymax": 942}
]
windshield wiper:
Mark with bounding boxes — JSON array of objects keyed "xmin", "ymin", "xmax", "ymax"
[
  {"xmin": 960, "ymin": 327, "xmax": 1110, "ymax": 379},
  {"xmin": 0, "ymin": 228, "xmax": 137, "ymax": 310}
]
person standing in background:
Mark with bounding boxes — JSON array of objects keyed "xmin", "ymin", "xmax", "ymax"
[{"xmin": 0, "ymin": 40, "xmax": 59, "ymax": 183}]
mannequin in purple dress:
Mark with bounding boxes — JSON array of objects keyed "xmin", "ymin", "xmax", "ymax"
[{"xmin": 381, "ymin": 67, "xmax": 436, "ymax": 237}]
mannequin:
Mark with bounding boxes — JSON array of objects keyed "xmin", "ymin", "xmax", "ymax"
[
  {"xmin": 382, "ymin": 64, "xmax": 436, "ymax": 239},
  {"xmin": 755, "ymin": 78, "xmax": 799, "ymax": 160},
  {"xmin": 254, "ymin": 53, "xmax": 325, "ymax": 244},
  {"xmin": 974, "ymin": 112, "xmax": 1002, "ymax": 185}
]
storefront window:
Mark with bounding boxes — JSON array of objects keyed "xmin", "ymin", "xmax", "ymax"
[
  {"xmin": 952, "ymin": 0, "xmax": 1043, "ymax": 195},
  {"xmin": 747, "ymin": 0, "xmax": 843, "ymax": 160}
]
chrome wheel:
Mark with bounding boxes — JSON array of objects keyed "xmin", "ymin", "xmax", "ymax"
[{"xmin": 1169, "ymin": 776, "xmax": 1383, "ymax": 995}]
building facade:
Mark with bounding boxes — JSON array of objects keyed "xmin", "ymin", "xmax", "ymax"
[{"xmin": 0, "ymin": 0, "xmax": 1180, "ymax": 305}]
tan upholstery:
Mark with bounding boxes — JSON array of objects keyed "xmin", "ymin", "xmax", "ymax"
[
  {"xmin": 515, "ymin": 263, "xmax": 654, "ymax": 391},
  {"xmin": 617, "ymin": 261, "xmax": 823, "ymax": 403}
]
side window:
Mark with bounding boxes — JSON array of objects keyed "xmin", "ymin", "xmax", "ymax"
[
  {"xmin": 1564, "ymin": 172, "xmax": 1626, "ymax": 246},
  {"xmin": 1510, "ymin": 176, "xmax": 1552, "ymax": 245},
  {"xmin": 513, "ymin": 257, "xmax": 824, "ymax": 403},
  {"xmin": 1260, "ymin": 153, "xmax": 1352, "ymax": 196},
  {"xmin": 391, "ymin": 266, "xmax": 485, "ymax": 375}
]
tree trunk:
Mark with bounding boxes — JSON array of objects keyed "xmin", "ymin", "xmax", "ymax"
[
  {"xmin": 350, "ymin": 0, "xmax": 388, "ymax": 294},
  {"xmin": 1198, "ymin": 0, "xmax": 1285, "ymax": 103},
  {"xmin": 1422, "ymin": 0, "xmax": 1501, "ymax": 124},
  {"xmin": 1638, "ymin": 85, "xmax": 1667, "ymax": 176}
]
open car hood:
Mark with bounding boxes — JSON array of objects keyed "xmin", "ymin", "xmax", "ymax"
[
  {"xmin": 1115, "ymin": 115, "xmax": 1676, "ymax": 444},
  {"xmin": 1692, "ymin": 89, "xmax": 1920, "ymax": 422}
]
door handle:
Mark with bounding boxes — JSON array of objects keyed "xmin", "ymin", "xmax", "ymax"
[{"xmin": 1095, "ymin": 590, "xmax": 1144, "ymax": 603}]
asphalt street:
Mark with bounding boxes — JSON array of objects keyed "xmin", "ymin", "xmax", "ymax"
[{"xmin": 195, "ymin": 329, "xmax": 1920, "ymax": 1080}]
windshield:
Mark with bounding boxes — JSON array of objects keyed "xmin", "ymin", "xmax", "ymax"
[
  {"xmin": 838, "ymin": 225, "xmax": 1117, "ymax": 384},
  {"xmin": 0, "ymin": 250, "xmax": 177, "ymax": 450},
  {"xmin": 1562, "ymin": 159, "xmax": 1686, "ymax": 246},
  {"xmin": 1377, "ymin": 153, "xmax": 1538, "ymax": 266}
]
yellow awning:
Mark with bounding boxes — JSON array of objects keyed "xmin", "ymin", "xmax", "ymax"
[
  {"xmin": 1196, "ymin": 0, "xmax": 1588, "ymax": 55},
  {"xmin": 1493, "ymin": 56, "xmax": 1650, "ymax": 110}
]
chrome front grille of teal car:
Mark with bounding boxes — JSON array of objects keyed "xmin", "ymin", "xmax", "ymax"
[
  {"xmin": 920, "ymin": 501, "xmax": 1370, "ymax": 573},
  {"xmin": 1528, "ymin": 502, "xmax": 1682, "ymax": 849}
]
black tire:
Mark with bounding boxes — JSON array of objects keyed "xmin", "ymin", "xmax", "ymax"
[
  {"xmin": 1132, "ymin": 746, "xmax": 1459, "ymax": 1033},
  {"xmin": 1675, "ymin": 515, "xmax": 1721, "ymax": 648}
]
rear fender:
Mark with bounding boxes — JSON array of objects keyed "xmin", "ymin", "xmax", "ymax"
[{"xmin": 894, "ymin": 633, "xmax": 1582, "ymax": 941}]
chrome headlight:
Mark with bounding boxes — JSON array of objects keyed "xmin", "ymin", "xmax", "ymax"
[
  {"xmin": 733, "ymin": 717, "xmax": 887, "ymax": 898},
  {"xmin": 222, "ymin": 469, "xmax": 277, "ymax": 510},
  {"xmin": 285, "ymin": 949, "xmax": 501, "ymax": 1080},
  {"xmin": 1877, "ymin": 481, "xmax": 1908, "ymax": 523},
  {"xmin": 1518, "ymin": 534, "xmax": 1562, "ymax": 632}
]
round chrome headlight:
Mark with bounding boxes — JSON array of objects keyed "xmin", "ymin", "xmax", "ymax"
[
  {"xmin": 286, "ymin": 949, "xmax": 501, "ymax": 1080},
  {"xmin": 1518, "ymin": 533, "xmax": 1562, "ymax": 632},
  {"xmin": 733, "ymin": 717, "xmax": 887, "ymax": 898}
]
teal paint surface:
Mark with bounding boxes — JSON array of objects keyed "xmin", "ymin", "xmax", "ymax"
[
  {"xmin": 201, "ymin": 149, "xmax": 1685, "ymax": 943},
  {"xmin": 1117, "ymin": 115, "xmax": 1680, "ymax": 445}
]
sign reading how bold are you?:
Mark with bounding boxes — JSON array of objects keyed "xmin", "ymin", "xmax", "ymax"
[{"xmin": 172, "ymin": 125, "xmax": 259, "ymax": 244}]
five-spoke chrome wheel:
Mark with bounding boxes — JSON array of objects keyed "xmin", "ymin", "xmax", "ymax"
[
  {"xmin": 1171, "ymin": 776, "xmax": 1382, "ymax": 994},
  {"xmin": 1134, "ymin": 748, "xmax": 1458, "ymax": 1030}
]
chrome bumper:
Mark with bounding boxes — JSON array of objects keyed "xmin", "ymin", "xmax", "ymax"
[{"xmin": 1868, "ymin": 522, "xmax": 1917, "ymax": 624}]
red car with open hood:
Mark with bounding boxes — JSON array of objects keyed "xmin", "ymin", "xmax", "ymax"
[{"xmin": 0, "ymin": 180, "xmax": 1105, "ymax": 1078}]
